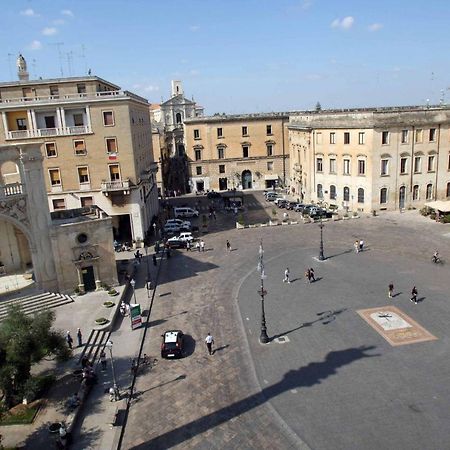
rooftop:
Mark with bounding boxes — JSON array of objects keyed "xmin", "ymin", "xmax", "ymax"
[
  {"xmin": 0, "ymin": 75, "xmax": 120, "ymax": 90},
  {"xmin": 51, "ymin": 206, "xmax": 109, "ymax": 225}
]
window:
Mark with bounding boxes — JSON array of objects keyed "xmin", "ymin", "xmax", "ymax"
[
  {"xmin": 382, "ymin": 131, "xmax": 389, "ymax": 145},
  {"xmin": 426, "ymin": 183, "xmax": 433, "ymax": 200},
  {"xmin": 267, "ymin": 161, "xmax": 273, "ymax": 171},
  {"xmin": 73, "ymin": 114, "xmax": 84, "ymax": 126},
  {"xmin": 414, "ymin": 156, "xmax": 422, "ymax": 173},
  {"xmin": 316, "ymin": 132, "xmax": 322, "ymax": 144},
  {"xmin": 448, "ymin": 153, "xmax": 450, "ymax": 170},
  {"xmin": 196, "ymin": 166, "xmax": 202, "ymax": 175},
  {"xmin": 77, "ymin": 84, "xmax": 86, "ymax": 94},
  {"xmin": 78, "ymin": 167, "xmax": 89, "ymax": 184},
  {"xmin": 357, "ymin": 188, "xmax": 364, "ymax": 203},
  {"xmin": 330, "ymin": 132, "xmax": 336, "ymax": 144},
  {"xmin": 242, "ymin": 126, "xmax": 248, "ymax": 136},
  {"xmin": 175, "ymin": 112, "xmax": 182, "ymax": 124},
  {"xmin": 358, "ymin": 132, "xmax": 365, "ymax": 145},
  {"xmin": 74, "ymin": 140, "xmax": 86, "ymax": 155},
  {"xmin": 429, "ymin": 128, "xmax": 436, "ymax": 142},
  {"xmin": 243, "ymin": 146, "xmax": 249, "ymax": 158},
  {"xmin": 266, "ymin": 124, "xmax": 272, "ymax": 135},
  {"xmin": 358, "ymin": 160, "xmax": 365, "ymax": 175},
  {"xmin": 400, "ymin": 157, "xmax": 408, "ymax": 174},
  {"xmin": 52, "ymin": 198, "xmax": 65, "ymax": 210},
  {"xmin": 380, "ymin": 188, "xmax": 387, "ymax": 204},
  {"xmin": 329, "ymin": 158, "xmax": 336, "ymax": 174},
  {"xmin": 343, "ymin": 158, "xmax": 350, "ymax": 175},
  {"xmin": 344, "ymin": 132, "xmax": 350, "ymax": 144},
  {"xmin": 447, "ymin": 182, "xmax": 450, "ymax": 198},
  {"xmin": 16, "ymin": 118, "xmax": 27, "ymax": 130},
  {"xmin": 330, "ymin": 185, "xmax": 336, "ymax": 200},
  {"xmin": 413, "ymin": 185, "xmax": 419, "ymax": 200},
  {"xmin": 415, "ymin": 129, "xmax": 423, "ymax": 143},
  {"xmin": 316, "ymin": 157, "xmax": 323, "ymax": 172},
  {"xmin": 194, "ymin": 149, "xmax": 202, "ymax": 161},
  {"xmin": 81, "ymin": 196, "xmax": 93, "ymax": 207},
  {"xmin": 103, "ymin": 111, "xmax": 114, "ymax": 126},
  {"xmin": 401, "ymin": 129, "xmax": 409, "ymax": 144},
  {"xmin": 49, "ymin": 168, "xmax": 61, "ymax": 186},
  {"xmin": 381, "ymin": 159, "xmax": 389, "ymax": 176},
  {"xmin": 267, "ymin": 144, "xmax": 273, "ymax": 156},
  {"xmin": 219, "ymin": 164, "xmax": 225, "ymax": 174},
  {"xmin": 317, "ymin": 184, "xmax": 323, "ymax": 198},
  {"xmin": 343, "ymin": 187, "xmax": 350, "ymax": 202},
  {"xmin": 109, "ymin": 164, "xmax": 120, "ymax": 181},
  {"xmin": 218, "ymin": 147, "xmax": 224, "ymax": 159},
  {"xmin": 106, "ymin": 138, "xmax": 117, "ymax": 154},
  {"xmin": 217, "ymin": 128, "xmax": 223, "ymax": 138},
  {"xmin": 194, "ymin": 129, "xmax": 200, "ymax": 139},
  {"xmin": 50, "ymin": 85, "xmax": 59, "ymax": 97},
  {"xmin": 45, "ymin": 142, "xmax": 57, "ymax": 157},
  {"xmin": 427, "ymin": 155, "xmax": 435, "ymax": 172}
]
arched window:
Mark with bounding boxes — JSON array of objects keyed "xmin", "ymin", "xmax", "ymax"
[
  {"xmin": 380, "ymin": 188, "xmax": 387, "ymax": 204},
  {"xmin": 357, "ymin": 188, "xmax": 364, "ymax": 203},
  {"xmin": 426, "ymin": 183, "xmax": 433, "ymax": 200},
  {"xmin": 413, "ymin": 184, "xmax": 419, "ymax": 200},
  {"xmin": 317, "ymin": 184, "xmax": 323, "ymax": 198},
  {"xmin": 175, "ymin": 112, "xmax": 182, "ymax": 124},
  {"xmin": 343, "ymin": 186, "xmax": 350, "ymax": 202},
  {"xmin": 447, "ymin": 182, "xmax": 450, "ymax": 198},
  {"xmin": 330, "ymin": 185, "xmax": 336, "ymax": 200}
]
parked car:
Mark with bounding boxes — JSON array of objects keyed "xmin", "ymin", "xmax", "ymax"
[
  {"xmin": 207, "ymin": 191, "xmax": 221, "ymax": 199},
  {"xmin": 163, "ymin": 223, "xmax": 182, "ymax": 234},
  {"xmin": 277, "ymin": 199, "xmax": 289, "ymax": 208},
  {"xmin": 273, "ymin": 197, "xmax": 286, "ymax": 206},
  {"xmin": 161, "ymin": 330, "xmax": 184, "ymax": 358},
  {"xmin": 165, "ymin": 238, "xmax": 186, "ymax": 249},
  {"xmin": 293, "ymin": 203, "xmax": 306, "ymax": 212},
  {"xmin": 168, "ymin": 232, "xmax": 194, "ymax": 243},
  {"xmin": 165, "ymin": 219, "xmax": 192, "ymax": 230},
  {"xmin": 310, "ymin": 210, "xmax": 333, "ymax": 219},
  {"xmin": 266, "ymin": 192, "xmax": 281, "ymax": 202},
  {"xmin": 285, "ymin": 202, "xmax": 298, "ymax": 210},
  {"xmin": 174, "ymin": 207, "xmax": 199, "ymax": 218}
]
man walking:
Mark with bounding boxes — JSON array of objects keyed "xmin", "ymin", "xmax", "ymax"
[
  {"xmin": 200, "ymin": 240, "xmax": 205, "ymax": 252},
  {"xmin": 309, "ymin": 267, "xmax": 316, "ymax": 282},
  {"xmin": 359, "ymin": 239, "xmax": 364, "ymax": 252},
  {"xmin": 66, "ymin": 331, "xmax": 73, "ymax": 349},
  {"xmin": 354, "ymin": 240, "xmax": 359, "ymax": 254},
  {"xmin": 410, "ymin": 286, "xmax": 418, "ymax": 304},
  {"xmin": 388, "ymin": 283, "xmax": 394, "ymax": 299},
  {"xmin": 205, "ymin": 333, "xmax": 215, "ymax": 355},
  {"xmin": 283, "ymin": 267, "xmax": 291, "ymax": 283},
  {"xmin": 76, "ymin": 328, "xmax": 83, "ymax": 347},
  {"xmin": 226, "ymin": 240, "xmax": 231, "ymax": 252}
]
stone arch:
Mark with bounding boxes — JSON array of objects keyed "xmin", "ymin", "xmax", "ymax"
[{"xmin": 242, "ymin": 170, "xmax": 252, "ymax": 190}]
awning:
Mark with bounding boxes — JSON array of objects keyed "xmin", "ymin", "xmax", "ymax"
[
  {"xmin": 424, "ymin": 201, "xmax": 450, "ymax": 212},
  {"xmin": 264, "ymin": 174, "xmax": 279, "ymax": 181}
]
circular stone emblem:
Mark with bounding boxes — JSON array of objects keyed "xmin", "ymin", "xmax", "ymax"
[{"xmin": 77, "ymin": 233, "xmax": 88, "ymax": 244}]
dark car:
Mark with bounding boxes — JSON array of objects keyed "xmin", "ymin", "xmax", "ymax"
[
  {"xmin": 277, "ymin": 199, "xmax": 289, "ymax": 208},
  {"xmin": 207, "ymin": 191, "xmax": 221, "ymax": 199},
  {"xmin": 310, "ymin": 210, "xmax": 333, "ymax": 219},
  {"xmin": 161, "ymin": 330, "xmax": 184, "ymax": 358},
  {"xmin": 285, "ymin": 201, "xmax": 298, "ymax": 210},
  {"xmin": 165, "ymin": 239, "xmax": 186, "ymax": 249}
]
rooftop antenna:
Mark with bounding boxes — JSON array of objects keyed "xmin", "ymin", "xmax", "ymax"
[
  {"xmin": 80, "ymin": 44, "xmax": 87, "ymax": 74},
  {"xmin": 66, "ymin": 51, "xmax": 74, "ymax": 76},
  {"xmin": 7, "ymin": 53, "xmax": 13, "ymax": 80},
  {"xmin": 31, "ymin": 58, "xmax": 37, "ymax": 79},
  {"xmin": 49, "ymin": 42, "xmax": 64, "ymax": 77}
]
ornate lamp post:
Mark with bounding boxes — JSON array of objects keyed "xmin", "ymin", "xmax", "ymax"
[
  {"xmin": 318, "ymin": 216, "xmax": 325, "ymax": 261},
  {"xmin": 105, "ymin": 340, "xmax": 119, "ymax": 400},
  {"xmin": 130, "ymin": 278, "xmax": 137, "ymax": 303},
  {"xmin": 257, "ymin": 241, "xmax": 270, "ymax": 343}
]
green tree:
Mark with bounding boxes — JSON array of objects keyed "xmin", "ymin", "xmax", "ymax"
[{"xmin": 0, "ymin": 306, "xmax": 70, "ymax": 408}]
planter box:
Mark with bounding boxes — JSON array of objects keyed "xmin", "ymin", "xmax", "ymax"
[
  {"xmin": 269, "ymin": 220, "xmax": 279, "ymax": 226},
  {"xmin": 351, "ymin": 215, "xmax": 360, "ymax": 219},
  {"xmin": 290, "ymin": 221, "xmax": 298, "ymax": 225},
  {"xmin": 236, "ymin": 222, "xmax": 245, "ymax": 229},
  {"xmin": 249, "ymin": 224, "xmax": 257, "ymax": 228},
  {"xmin": 260, "ymin": 223, "xmax": 268, "ymax": 227}
]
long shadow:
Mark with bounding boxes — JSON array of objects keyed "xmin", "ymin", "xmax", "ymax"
[
  {"xmin": 129, "ymin": 345, "xmax": 378, "ymax": 449},
  {"xmin": 326, "ymin": 249, "xmax": 353, "ymax": 259},
  {"xmin": 131, "ymin": 374, "xmax": 187, "ymax": 402}
]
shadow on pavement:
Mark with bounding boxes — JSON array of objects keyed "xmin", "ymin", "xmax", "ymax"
[{"xmin": 182, "ymin": 334, "xmax": 196, "ymax": 358}]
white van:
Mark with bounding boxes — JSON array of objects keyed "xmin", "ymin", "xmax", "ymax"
[{"xmin": 174, "ymin": 207, "xmax": 199, "ymax": 218}]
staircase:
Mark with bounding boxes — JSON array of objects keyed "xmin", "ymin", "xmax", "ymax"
[{"xmin": 0, "ymin": 292, "xmax": 74, "ymax": 322}]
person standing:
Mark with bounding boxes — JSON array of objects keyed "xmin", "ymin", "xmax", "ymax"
[
  {"xmin": 186, "ymin": 241, "xmax": 191, "ymax": 251},
  {"xmin": 305, "ymin": 269, "xmax": 311, "ymax": 283},
  {"xmin": 205, "ymin": 333, "xmax": 215, "ymax": 355},
  {"xmin": 410, "ymin": 286, "xmax": 418, "ymax": 304},
  {"xmin": 226, "ymin": 240, "xmax": 231, "ymax": 252},
  {"xmin": 153, "ymin": 254, "xmax": 157, "ymax": 266},
  {"xmin": 100, "ymin": 350, "xmax": 107, "ymax": 370},
  {"xmin": 309, "ymin": 268, "xmax": 316, "ymax": 282},
  {"xmin": 66, "ymin": 331, "xmax": 73, "ymax": 349},
  {"xmin": 200, "ymin": 240, "xmax": 205, "ymax": 252},
  {"xmin": 196, "ymin": 241, "xmax": 201, "ymax": 252},
  {"xmin": 388, "ymin": 283, "xmax": 394, "ymax": 299},
  {"xmin": 354, "ymin": 240, "xmax": 359, "ymax": 254},
  {"xmin": 359, "ymin": 239, "xmax": 364, "ymax": 252},
  {"xmin": 77, "ymin": 328, "xmax": 83, "ymax": 347},
  {"xmin": 283, "ymin": 267, "xmax": 291, "ymax": 283}
]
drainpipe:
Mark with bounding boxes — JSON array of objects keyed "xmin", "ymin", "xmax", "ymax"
[
  {"xmin": 282, "ymin": 120, "xmax": 286, "ymax": 187},
  {"xmin": 434, "ymin": 124, "xmax": 441, "ymax": 199},
  {"xmin": 409, "ymin": 126, "xmax": 415, "ymax": 193},
  {"xmin": 312, "ymin": 129, "xmax": 316, "ymax": 201}
]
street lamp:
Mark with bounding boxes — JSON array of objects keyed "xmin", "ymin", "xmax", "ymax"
[
  {"xmin": 130, "ymin": 278, "xmax": 137, "ymax": 303},
  {"xmin": 105, "ymin": 340, "xmax": 119, "ymax": 400},
  {"xmin": 144, "ymin": 245, "xmax": 151, "ymax": 298},
  {"xmin": 318, "ymin": 216, "xmax": 325, "ymax": 261},
  {"xmin": 257, "ymin": 241, "xmax": 270, "ymax": 344}
]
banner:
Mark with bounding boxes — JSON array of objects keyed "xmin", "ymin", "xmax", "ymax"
[{"xmin": 130, "ymin": 303, "xmax": 142, "ymax": 330}]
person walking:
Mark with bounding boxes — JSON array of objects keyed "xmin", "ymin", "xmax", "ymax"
[
  {"xmin": 205, "ymin": 333, "xmax": 215, "ymax": 355},
  {"xmin": 388, "ymin": 283, "xmax": 394, "ymax": 299},
  {"xmin": 410, "ymin": 286, "xmax": 418, "ymax": 304},
  {"xmin": 196, "ymin": 241, "xmax": 201, "ymax": 252},
  {"xmin": 76, "ymin": 328, "xmax": 83, "ymax": 347},
  {"xmin": 100, "ymin": 350, "xmax": 107, "ymax": 370},
  {"xmin": 226, "ymin": 240, "xmax": 231, "ymax": 252},
  {"xmin": 283, "ymin": 267, "xmax": 291, "ymax": 283},
  {"xmin": 200, "ymin": 240, "xmax": 205, "ymax": 252},
  {"xmin": 305, "ymin": 269, "xmax": 311, "ymax": 283},
  {"xmin": 359, "ymin": 239, "xmax": 364, "ymax": 252},
  {"xmin": 66, "ymin": 331, "xmax": 73, "ymax": 349},
  {"xmin": 309, "ymin": 267, "xmax": 316, "ymax": 282},
  {"xmin": 153, "ymin": 254, "xmax": 157, "ymax": 266},
  {"xmin": 186, "ymin": 241, "xmax": 191, "ymax": 251},
  {"xmin": 354, "ymin": 240, "xmax": 359, "ymax": 254}
]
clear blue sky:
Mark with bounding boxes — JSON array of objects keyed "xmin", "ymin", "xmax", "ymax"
[{"xmin": 1, "ymin": 0, "xmax": 450, "ymax": 114}]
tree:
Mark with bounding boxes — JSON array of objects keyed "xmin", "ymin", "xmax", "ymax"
[
  {"xmin": 315, "ymin": 101, "xmax": 322, "ymax": 112},
  {"xmin": 0, "ymin": 306, "xmax": 70, "ymax": 408}
]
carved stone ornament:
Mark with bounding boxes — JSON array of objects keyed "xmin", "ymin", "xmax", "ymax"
[{"xmin": 0, "ymin": 197, "xmax": 29, "ymax": 226}]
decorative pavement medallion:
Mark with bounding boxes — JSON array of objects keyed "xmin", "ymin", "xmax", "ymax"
[{"xmin": 357, "ymin": 306, "xmax": 437, "ymax": 346}]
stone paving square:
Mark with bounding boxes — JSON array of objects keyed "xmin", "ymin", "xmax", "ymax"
[{"xmin": 357, "ymin": 306, "xmax": 438, "ymax": 346}]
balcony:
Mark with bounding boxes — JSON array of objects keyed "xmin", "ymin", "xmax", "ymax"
[
  {"xmin": 0, "ymin": 183, "xmax": 24, "ymax": 200},
  {"xmin": 6, "ymin": 125, "xmax": 92, "ymax": 140},
  {"xmin": 101, "ymin": 179, "xmax": 131, "ymax": 196}
]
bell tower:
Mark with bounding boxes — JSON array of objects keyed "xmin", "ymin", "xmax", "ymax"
[
  {"xmin": 17, "ymin": 54, "xmax": 29, "ymax": 81},
  {"xmin": 171, "ymin": 80, "xmax": 183, "ymax": 98}
]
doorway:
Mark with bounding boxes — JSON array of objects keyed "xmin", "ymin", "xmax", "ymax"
[
  {"xmin": 81, "ymin": 266, "xmax": 96, "ymax": 291},
  {"xmin": 196, "ymin": 180, "xmax": 204, "ymax": 192},
  {"xmin": 399, "ymin": 186, "xmax": 406, "ymax": 209},
  {"xmin": 242, "ymin": 170, "xmax": 252, "ymax": 190},
  {"xmin": 219, "ymin": 177, "xmax": 228, "ymax": 190},
  {"xmin": 45, "ymin": 116, "xmax": 56, "ymax": 128}
]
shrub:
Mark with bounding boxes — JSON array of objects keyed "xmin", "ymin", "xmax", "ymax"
[
  {"xmin": 441, "ymin": 214, "xmax": 450, "ymax": 223},
  {"xmin": 95, "ymin": 317, "xmax": 108, "ymax": 325},
  {"xmin": 420, "ymin": 207, "xmax": 431, "ymax": 216},
  {"xmin": 352, "ymin": 211, "xmax": 358, "ymax": 217},
  {"xmin": 237, "ymin": 214, "xmax": 245, "ymax": 226},
  {"xmin": 108, "ymin": 288, "xmax": 118, "ymax": 296},
  {"xmin": 271, "ymin": 208, "xmax": 277, "ymax": 217}
]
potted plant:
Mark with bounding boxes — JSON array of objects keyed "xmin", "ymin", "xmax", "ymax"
[
  {"xmin": 103, "ymin": 301, "xmax": 115, "ymax": 308},
  {"xmin": 95, "ymin": 317, "xmax": 109, "ymax": 325},
  {"xmin": 108, "ymin": 288, "xmax": 118, "ymax": 296}
]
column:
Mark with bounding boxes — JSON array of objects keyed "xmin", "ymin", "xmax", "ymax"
[
  {"xmin": 76, "ymin": 266, "xmax": 85, "ymax": 293},
  {"xmin": 56, "ymin": 108, "xmax": 63, "ymax": 133},
  {"xmin": 60, "ymin": 107, "xmax": 67, "ymax": 130},
  {"xmin": 85, "ymin": 105, "xmax": 92, "ymax": 132},
  {"xmin": 1, "ymin": 112, "xmax": 9, "ymax": 138},
  {"xmin": 30, "ymin": 110, "xmax": 37, "ymax": 134},
  {"xmin": 93, "ymin": 263, "xmax": 102, "ymax": 290}
]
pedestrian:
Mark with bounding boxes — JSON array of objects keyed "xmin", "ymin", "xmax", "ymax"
[
  {"xmin": 205, "ymin": 333, "xmax": 215, "ymax": 355},
  {"xmin": 153, "ymin": 254, "xmax": 157, "ymax": 266},
  {"xmin": 196, "ymin": 241, "xmax": 201, "ymax": 252},
  {"xmin": 410, "ymin": 286, "xmax": 418, "ymax": 304},
  {"xmin": 100, "ymin": 350, "xmax": 107, "ymax": 370},
  {"xmin": 186, "ymin": 241, "xmax": 191, "ymax": 251},
  {"xmin": 309, "ymin": 268, "xmax": 316, "ymax": 282},
  {"xmin": 81, "ymin": 356, "xmax": 89, "ymax": 369},
  {"xmin": 305, "ymin": 269, "xmax": 311, "ymax": 283},
  {"xmin": 354, "ymin": 240, "xmax": 359, "ymax": 254},
  {"xmin": 283, "ymin": 267, "xmax": 291, "ymax": 283},
  {"xmin": 226, "ymin": 240, "xmax": 231, "ymax": 252},
  {"xmin": 359, "ymin": 239, "xmax": 364, "ymax": 252},
  {"xmin": 388, "ymin": 283, "xmax": 394, "ymax": 299},
  {"xmin": 66, "ymin": 331, "xmax": 73, "ymax": 349},
  {"xmin": 234, "ymin": 206, "xmax": 238, "ymax": 215},
  {"xmin": 213, "ymin": 211, "xmax": 216, "ymax": 220},
  {"xmin": 200, "ymin": 240, "xmax": 205, "ymax": 252},
  {"xmin": 77, "ymin": 328, "xmax": 82, "ymax": 347}
]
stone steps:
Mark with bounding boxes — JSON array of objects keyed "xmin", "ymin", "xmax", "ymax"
[{"xmin": 0, "ymin": 292, "xmax": 74, "ymax": 321}]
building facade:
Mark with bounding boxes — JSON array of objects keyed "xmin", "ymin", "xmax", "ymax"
[
  {"xmin": 184, "ymin": 113, "xmax": 289, "ymax": 192},
  {"xmin": 288, "ymin": 107, "xmax": 450, "ymax": 212},
  {"xmin": 0, "ymin": 58, "xmax": 158, "ymax": 243}
]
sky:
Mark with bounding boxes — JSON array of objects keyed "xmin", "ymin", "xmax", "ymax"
[{"xmin": 1, "ymin": 0, "xmax": 450, "ymax": 115}]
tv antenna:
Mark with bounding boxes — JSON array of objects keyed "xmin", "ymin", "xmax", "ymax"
[
  {"xmin": 7, "ymin": 53, "xmax": 13, "ymax": 79},
  {"xmin": 49, "ymin": 42, "xmax": 64, "ymax": 77},
  {"xmin": 66, "ymin": 51, "xmax": 74, "ymax": 76},
  {"xmin": 80, "ymin": 44, "xmax": 87, "ymax": 74}
]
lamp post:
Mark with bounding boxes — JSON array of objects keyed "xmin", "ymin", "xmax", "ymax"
[
  {"xmin": 144, "ymin": 245, "xmax": 151, "ymax": 298},
  {"xmin": 130, "ymin": 278, "xmax": 137, "ymax": 303},
  {"xmin": 257, "ymin": 241, "xmax": 270, "ymax": 344},
  {"xmin": 318, "ymin": 216, "xmax": 325, "ymax": 261},
  {"xmin": 105, "ymin": 340, "xmax": 119, "ymax": 400}
]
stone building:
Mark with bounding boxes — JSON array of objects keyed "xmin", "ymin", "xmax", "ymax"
[
  {"xmin": 150, "ymin": 80, "xmax": 203, "ymax": 195},
  {"xmin": 0, "ymin": 55, "xmax": 159, "ymax": 243},
  {"xmin": 288, "ymin": 106, "xmax": 450, "ymax": 212},
  {"xmin": 184, "ymin": 113, "xmax": 289, "ymax": 192}
]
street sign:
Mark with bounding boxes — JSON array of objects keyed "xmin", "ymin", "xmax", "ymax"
[{"xmin": 130, "ymin": 303, "xmax": 142, "ymax": 330}]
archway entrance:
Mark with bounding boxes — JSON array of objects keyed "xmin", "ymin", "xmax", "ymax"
[
  {"xmin": 242, "ymin": 170, "xmax": 252, "ymax": 190},
  {"xmin": 219, "ymin": 177, "xmax": 228, "ymax": 191},
  {"xmin": 399, "ymin": 186, "xmax": 406, "ymax": 210},
  {"xmin": 81, "ymin": 266, "xmax": 96, "ymax": 292}
]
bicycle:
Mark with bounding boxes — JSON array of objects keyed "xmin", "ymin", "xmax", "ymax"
[{"xmin": 431, "ymin": 255, "xmax": 443, "ymax": 264}]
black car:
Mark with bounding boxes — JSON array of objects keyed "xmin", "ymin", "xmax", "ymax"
[
  {"xmin": 207, "ymin": 191, "xmax": 221, "ymax": 199},
  {"xmin": 277, "ymin": 199, "xmax": 289, "ymax": 208},
  {"xmin": 310, "ymin": 210, "xmax": 333, "ymax": 219},
  {"xmin": 161, "ymin": 330, "xmax": 184, "ymax": 358},
  {"xmin": 285, "ymin": 202, "xmax": 298, "ymax": 210},
  {"xmin": 165, "ymin": 239, "xmax": 186, "ymax": 249}
]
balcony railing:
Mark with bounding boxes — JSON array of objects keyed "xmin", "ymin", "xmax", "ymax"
[
  {"xmin": 0, "ymin": 183, "xmax": 24, "ymax": 199},
  {"xmin": 6, "ymin": 125, "xmax": 92, "ymax": 140},
  {"xmin": 101, "ymin": 179, "xmax": 130, "ymax": 192}
]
